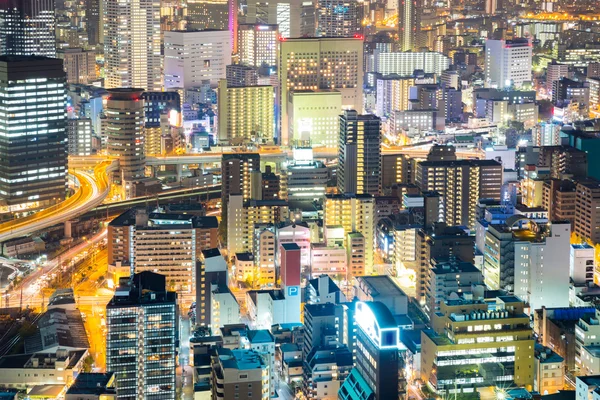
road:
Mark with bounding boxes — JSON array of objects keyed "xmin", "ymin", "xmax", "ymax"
[
  {"xmin": 0, "ymin": 160, "xmax": 116, "ymax": 243},
  {"xmin": 3, "ymin": 229, "xmax": 107, "ymax": 309}
]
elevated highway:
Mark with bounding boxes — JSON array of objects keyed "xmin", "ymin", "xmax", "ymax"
[{"xmin": 0, "ymin": 160, "xmax": 118, "ymax": 243}]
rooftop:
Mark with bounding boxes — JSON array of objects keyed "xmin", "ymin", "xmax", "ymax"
[
  {"xmin": 357, "ymin": 275, "xmax": 407, "ymax": 299},
  {"xmin": 66, "ymin": 373, "xmax": 116, "ymax": 395}
]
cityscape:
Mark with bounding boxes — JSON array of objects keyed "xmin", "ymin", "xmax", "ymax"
[{"xmin": 3, "ymin": 0, "xmax": 600, "ymax": 399}]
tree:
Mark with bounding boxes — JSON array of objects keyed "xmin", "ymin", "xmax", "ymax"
[{"xmin": 82, "ymin": 355, "xmax": 94, "ymax": 372}]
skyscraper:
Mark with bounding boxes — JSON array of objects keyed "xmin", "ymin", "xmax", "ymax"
[
  {"xmin": 278, "ymin": 37, "xmax": 363, "ymax": 145},
  {"xmin": 164, "ymin": 30, "xmax": 231, "ymax": 89},
  {"xmin": 316, "ymin": 0, "xmax": 361, "ymax": 37},
  {"xmin": 106, "ymin": 271, "xmax": 178, "ymax": 400},
  {"xmin": 85, "ymin": 0, "xmax": 100, "ymax": 45},
  {"xmin": 244, "ymin": 0, "xmax": 302, "ymax": 38},
  {"xmin": 221, "ymin": 153, "xmax": 261, "ymax": 206},
  {"xmin": 238, "ymin": 24, "xmax": 278, "ymax": 67},
  {"xmin": 398, "ymin": 0, "xmax": 420, "ymax": 51},
  {"xmin": 338, "ymin": 301, "xmax": 401, "ymax": 400},
  {"xmin": 0, "ymin": 56, "xmax": 67, "ymax": 210},
  {"xmin": 0, "ymin": 0, "xmax": 56, "ymax": 57},
  {"xmin": 338, "ymin": 110, "xmax": 381, "ymax": 196},
  {"xmin": 187, "ymin": 0, "xmax": 229, "ymax": 30},
  {"xmin": 103, "ymin": 0, "xmax": 161, "ymax": 91},
  {"xmin": 104, "ymin": 89, "xmax": 146, "ymax": 199},
  {"xmin": 485, "ymin": 38, "xmax": 533, "ymax": 89}
]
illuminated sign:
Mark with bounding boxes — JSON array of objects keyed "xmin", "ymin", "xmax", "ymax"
[
  {"xmin": 355, "ymin": 301, "xmax": 400, "ymax": 349},
  {"xmin": 287, "ymin": 286, "xmax": 299, "ymax": 297}
]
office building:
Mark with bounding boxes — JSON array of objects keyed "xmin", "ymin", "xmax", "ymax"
[
  {"xmin": 338, "ymin": 301, "xmax": 401, "ymax": 400},
  {"xmin": 107, "ymin": 209, "xmax": 219, "ymax": 296},
  {"xmin": 575, "ymin": 178, "xmax": 600, "ymax": 244},
  {"xmin": 103, "ymin": 0, "xmax": 161, "ymax": 91},
  {"xmin": 279, "ymin": 37, "xmax": 363, "ymax": 145},
  {"xmin": 283, "ymin": 148, "xmax": 329, "ymax": 202},
  {"xmin": 244, "ymin": 0, "xmax": 303, "ymax": 38},
  {"xmin": 164, "ymin": 30, "xmax": 231, "ymax": 89},
  {"xmin": 570, "ymin": 243, "xmax": 595, "ymax": 286},
  {"xmin": 85, "ymin": 0, "xmax": 100, "ymax": 45},
  {"xmin": 546, "ymin": 62, "xmax": 570, "ymax": 94},
  {"xmin": 303, "ymin": 303, "xmax": 353, "ymax": 399},
  {"xmin": 373, "ymin": 51, "xmax": 450, "ymax": 76},
  {"xmin": 0, "ymin": 56, "xmax": 67, "ymax": 210},
  {"xmin": 67, "ymin": 118, "xmax": 93, "ymax": 156},
  {"xmin": 425, "ymin": 259, "xmax": 484, "ymax": 318},
  {"xmin": 187, "ymin": 0, "xmax": 229, "ymax": 31},
  {"xmin": 104, "ymin": 89, "xmax": 146, "ymax": 197},
  {"xmin": 217, "ymin": 80, "xmax": 274, "ymax": 143},
  {"xmin": 316, "ymin": 0, "xmax": 360, "ymax": 37},
  {"xmin": 106, "ymin": 272, "xmax": 178, "ymax": 400},
  {"xmin": 288, "ymin": 90, "xmax": 342, "ymax": 147},
  {"xmin": 533, "ymin": 345, "xmax": 564, "ymax": 396},
  {"xmin": 226, "ymin": 64, "xmax": 259, "ymax": 87},
  {"xmin": 421, "ymin": 295, "xmax": 534, "ymax": 395},
  {"xmin": 57, "ymin": 48, "xmax": 96, "ymax": 85},
  {"xmin": 324, "ymin": 194, "xmax": 375, "ymax": 272},
  {"xmin": 415, "ymin": 223, "xmax": 475, "ymax": 304},
  {"xmin": 227, "ymin": 196, "xmax": 289, "ymax": 255},
  {"xmin": 0, "ymin": 0, "xmax": 56, "ymax": 57},
  {"xmin": 221, "ymin": 153, "xmax": 261, "ymax": 206},
  {"xmin": 485, "ymin": 39, "xmax": 533, "ymax": 89},
  {"xmin": 238, "ymin": 24, "xmax": 278, "ymax": 67},
  {"xmin": 211, "ymin": 347, "xmax": 269, "ymax": 400},
  {"xmin": 338, "ymin": 110, "xmax": 381, "ymax": 196},
  {"xmin": 415, "ymin": 159, "xmax": 503, "ymax": 228},
  {"xmin": 482, "ymin": 219, "xmax": 570, "ymax": 311},
  {"xmin": 398, "ymin": 0, "xmax": 420, "ymax": 51}
]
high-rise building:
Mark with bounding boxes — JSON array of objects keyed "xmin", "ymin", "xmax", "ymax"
[
  {"xmin": 372, "ymin": 51, "xmax": 450, "ymax": 76},
  {"xmin": 0, "ymin": 56, "xmax": 67, "ymax": 210},
  {"xmin": 0, "ymin": 0, "xmax": 56, "ymax": 57},
  {"xmin": 415, "ymin": 159, "xmax": 503, "ymax": 228},
  {"xmin": 108, "ymin": 209, "xmax": 219, "ymax": 296},
  {"xmin": 279, "ymin": 37, "xmax": 363, "ymax": 145},
  {"xmin": 485, "ymin": 0, "xmax": 497, "ymax": 14},
  {"xmin": 324, "ymin": 194, "xmax": 375, "ymax": 273},
  {"xmin": 67, "ymin": 118, "xmax": 93, "ymax": 156},
  {"xmin": 316, "ymin": 0, "xmax": 361, "ymax": 38},
  {"xmin": 546, "ymin": 61, "xmax": 569, "ymax": 94},
  {"xmin": 339, "ymin": 301, "xmax": 402, "ymax": 400},
  {"xmin": 283, "ymin": 148, "xmax": 329, "ymax": 202},
  {"xmin": 187, "ymin": 0, "xmax": 228, "ymax": 30},
  {"xmin": 103, "ymin": 0, "xmax": 161, "ymax": 91},
  {"xmin": 106, "ymin": 271, "xmax": 178, "ymax": 400},
  {"xmin": 288, "ymin": 90, "xmax": 342, "ymax": 147},
  {"xmin": 221, "ymin": 153, "xmax": 261, "ymax": 206},
  {"xmin": 56, "ymin": 48, "xmax": 96, "ymax": 85},
  {"xmin": 532, "ymin": 122, "xmax": 561, "ymax": 146},
  {"xmin": 244, "ymin": 0, "xmax": 303, "ymax": 38},
  {"xmin": 226, "ymin": 64, "xmax": 259, "ymax": 87},
  {"xmin": 104, "ymin": 89, "xmax": 146, "ymax": 198},
  {"xmin": 85, "ymin": 0, "xmax": 100, "ymax": 45},
  {"xmin": 211, "ymin": 347, "xmax": 270, "ymax": 400},
  {"xmin": 217, "ymin": 80, "xmax": 274, "ymax": 143},
  {"xmin": 575, "ymin": 178, "xmax": 600, "ymax": 244},
  {"xmin": 238, "ymin": 24, "xmax": 278, "ymax": 67},
  {"xmin": 398, "ymin": 0, "xmax": 420, "ymax": 51},
  {"xmin": 338, "ymin": 110, "xmax": 381, "ymax": 196},
  {"xmin": 164, "ymin": 30, "xmax": 231, "ymax": 89},
  {"xmin": 421, "ymin": 295, "xmax": 535, "ymax": 395},
  {"xmin": 482, "ymin": 219, "xmax": 570, "ymax": 311},
  {"xmin": 485, "ymin": 39, "xmax": 533, "ymax": 89}
]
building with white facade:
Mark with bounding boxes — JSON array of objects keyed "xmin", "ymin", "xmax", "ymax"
[
  {"xmin": 164, "ymin": 30, "xmax": 231, "ymax": 88},
  {"xmin": 67, "ymin": 118, "xmax": 93, "ymax": 156},
  {"xmin": 310, "ymin": 244, "xmax": 347, "ymax": 277},
  {"xmin": 288, "ymin": 90, "xmax": 342, "ymax": 147},
  {"xmin": 373, "ymin": 51, "xmax": 451, "ymax": 76},
  {"xmin": 485, "ymin": 38, "xmax": 533, "ymax": 89},
  {"xmin": 238, "ymin": 24, "xmax": 278, "ymax": 67},
  {"xmin": 571, "ymin": 243, "xmax": 595, "ymax": 286},
  {"xmin": 103, "ymin": 0, "xmax": 161, "ymax": 90}
]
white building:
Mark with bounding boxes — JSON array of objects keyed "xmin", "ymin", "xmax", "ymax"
[
  {"xmin": 211, "ymin": 287, "xmax": 240, "ymax": 336},
  {"xmin": 485, "ymin": 38, "xmax": 532, "ymax": 89},
  {"xmin": 103, "ymin": 0, "xmax": 161, "ymax": 91},
  {"xmin": 67, "ymin": 118, "xmax": 93, "ymax": 156},
  {"xmin": 164, "ymin": 30, "xmax": 231, "ymax": 89},
  {"xmin": 373, "ymin": 51, "xmax": 451, "ymax": 76},
  {"xmin": 246, "ymin": 290, "xmax": 286, "ymax": 329},
  {"xmin": 571, "ymin": 243, "xmax": 595, "ymax": 286},
  {"xmin": 310, "ymin": 244, "xmax": 347, "ymax": 277},
  {"xmin": 514, "ymin": 221, "xmax": 570, "ymax": 311},
  {"xmin": 238, "ymin": 24, "xmax": 278, "ymax": 67},
  {"xmin": 546, "ymin": 62, "xmax": 570, "ymax": 93},
  {"xmin": 532, "ymin": 122, "xmax": 561, "ymax": 146},
  {"xmin": 276, "ymin": 222, "xmax": 311, "ymax": 266}
]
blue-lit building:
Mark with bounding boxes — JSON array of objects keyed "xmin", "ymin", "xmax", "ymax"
[{"xmin": 338, "ymin": 301, "xmax": 403, "ymax": 400}]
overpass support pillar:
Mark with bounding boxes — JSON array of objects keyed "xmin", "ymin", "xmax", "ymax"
[
  {"xmin": 176, "ymin": 164, "xmax": 183, "ymax": 182},
  {"xmin": 64, "ymin": 220, "xmax": 73, "ymax": 238}
]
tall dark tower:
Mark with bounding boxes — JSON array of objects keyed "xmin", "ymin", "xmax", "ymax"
[{"xmin": 398, "ymin": 0, "xmax": 420, "ymax": 51}]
